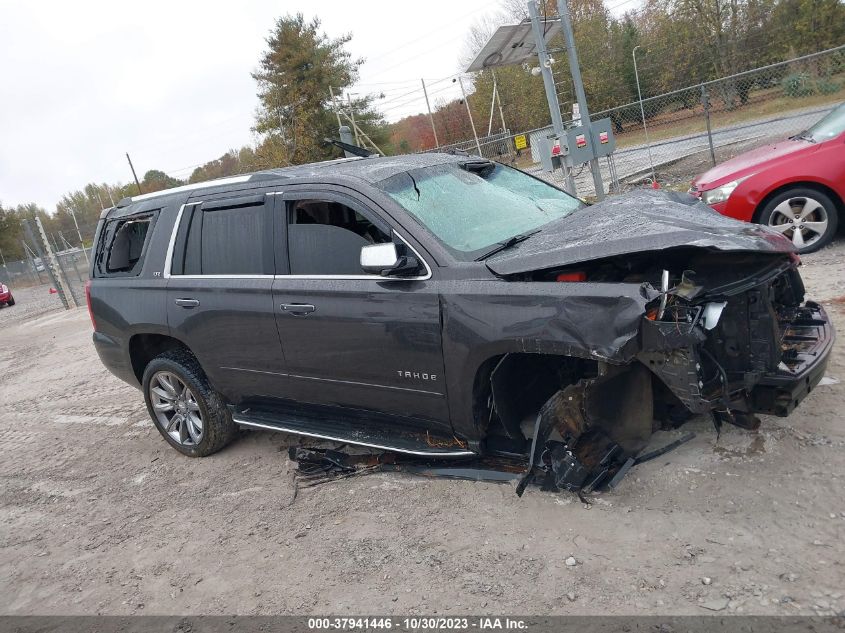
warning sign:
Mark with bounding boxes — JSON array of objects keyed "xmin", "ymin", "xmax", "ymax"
[
  {"xmin": 575, "ymin": 134, "xmax": 587, "ymax": 149},
  {"xmin": 599, "ymin": 131, "xmax": 609, "ymax": 144},
  {"xmin": 514, "ymin": 134, "xmax": 527, "ymax": 150}
]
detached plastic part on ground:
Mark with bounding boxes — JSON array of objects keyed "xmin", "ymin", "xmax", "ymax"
[{"xmin": 288, "ymin": 430, "xmax": 695, "ymax": 499}]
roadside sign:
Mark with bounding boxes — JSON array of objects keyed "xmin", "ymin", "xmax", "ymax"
[{"xmin": 514, "ymin": 134, "xmax": 528, "ymax": 150}]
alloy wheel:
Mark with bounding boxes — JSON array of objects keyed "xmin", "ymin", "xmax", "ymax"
[
  {"xmin": 149, "ymin": 371, "xmax": 203, "ymax": 446},
  {"xmin": 768, "ymin": 196, "xmax": 829, "ymax": 250}
]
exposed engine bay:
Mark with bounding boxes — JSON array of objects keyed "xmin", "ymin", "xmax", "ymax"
[{"xmin": 489, "ymin": 249, "xmax": 833, "ymax": 494}]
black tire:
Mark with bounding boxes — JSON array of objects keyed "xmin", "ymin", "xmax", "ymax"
[
  {"xmin": 7, "ymin": 296, "xmax": 14, "ymax": 306},
  {"xmin": 757, "ymin": 187, "xmax": 839, "ymax": 254},
  {"xmin": 142, "ymin": 349, "xmax": 238, "ymax": 457}
]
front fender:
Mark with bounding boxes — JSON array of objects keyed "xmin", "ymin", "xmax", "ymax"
[{"xmin": 440, "ymin": 281, "xmax": 656, "ymax": 438}]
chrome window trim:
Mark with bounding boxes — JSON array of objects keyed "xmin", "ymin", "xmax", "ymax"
[
  {"xmin": 164, "ymin": 193, "xmax": 433, "ymax": 281},
  {"xmin": 165, "ymin": 200, "xmax": 274, "ymax": 279},
  {"xmin": 170, "ymin": 275, "xmax": 275, "ymax": 280},
  {"xmin": 162, "ymin": 203, "xmax": 189, "ymax": 279}
]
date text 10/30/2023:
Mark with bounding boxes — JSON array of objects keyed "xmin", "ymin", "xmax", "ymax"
[{"xmin": 307, "ymin": 618, "xmax": 529, "ymax": 630}]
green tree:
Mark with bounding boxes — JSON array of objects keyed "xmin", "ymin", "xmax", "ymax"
[{"xmin": 252, "ymin": 14, "xmax": 387, "ymax": 164}]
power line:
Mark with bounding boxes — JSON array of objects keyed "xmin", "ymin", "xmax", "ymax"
[{"xmin": 361, "ymin": 2, "xmax": 491, "ymax": 66}]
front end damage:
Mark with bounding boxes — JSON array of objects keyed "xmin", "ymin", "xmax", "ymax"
[{"xmin": 500, "ymin": 248, "xmax": 834, "ymax": 495}]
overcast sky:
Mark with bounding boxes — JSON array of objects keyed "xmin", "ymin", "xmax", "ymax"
[{"xmin": 0, "ymin": 0, "xmax": 504, "ymax": 211}]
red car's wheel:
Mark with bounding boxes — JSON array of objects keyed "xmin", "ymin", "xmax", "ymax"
[{"xmin": 758, "ymin": 187, "xmax": 839, "ymax": 254}]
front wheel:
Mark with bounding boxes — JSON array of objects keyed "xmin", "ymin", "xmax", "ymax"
[
  {"xmin": 142, "ymin": 349, "xmax": 238, "ymax": 457},
  {"xmin": 6, "ymin": 296, "xmax": 14, "ymax": 306},
  {"xmin": 758, "ymin": 188, "xmax": 838, "ymax": 254}
]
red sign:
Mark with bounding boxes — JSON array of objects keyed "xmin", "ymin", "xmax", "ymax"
[
  {"xmin": 551, "ymin": 139, "xmax": 561, "ymax": 156},
  {"xmin": 575, "ymin": 134, "xmax": 587, "ymax": 148},
  {"xmin": 599, "ymin": 131, "xmax": 609, "ymax": 144}
]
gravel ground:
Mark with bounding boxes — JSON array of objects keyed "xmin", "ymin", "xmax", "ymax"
[{"xmin": 1, "ymin": 241, "xmax": 844, "ymax": 616}]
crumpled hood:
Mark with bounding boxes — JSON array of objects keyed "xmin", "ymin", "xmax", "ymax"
[{"xmin": 486, "ymin": 190, "xmax": 794, "ymax": 276}]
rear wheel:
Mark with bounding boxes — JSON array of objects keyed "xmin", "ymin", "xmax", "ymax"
[
  {"xmin": 7, "ymin": 296, "xmax": 14, "ymax": 306},
  {"xmin": 142, "ymin": 349, "xmax": 238, "ymax": 457},
  {"xmin": 758, "ymin": 188, "xmax": 838, "ymax": 254}
]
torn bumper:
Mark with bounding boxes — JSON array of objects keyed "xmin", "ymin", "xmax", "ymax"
[{"xmin": 750, "ymin": 301, "xmax": 834, "ymax": 417}]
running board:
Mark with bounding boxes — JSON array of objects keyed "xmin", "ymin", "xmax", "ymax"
[{"xmin": 232, "ymin": 406, "xmax": 476, "ymax": 458}]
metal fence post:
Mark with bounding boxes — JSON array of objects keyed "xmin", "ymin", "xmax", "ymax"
[
  {"xmin": 23, "ymin": 219, "xmax": 70, "ymax": 309},
  {"xmin": 700, "ymin": 85, "xmax": 716, "ymax": 167},
  {"xmin": 38, "ymin": 220, "xmax": 82, "ymax": 308}
]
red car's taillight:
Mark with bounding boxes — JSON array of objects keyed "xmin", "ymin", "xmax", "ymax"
[{"xmin": 85, "ymin": 280, "xmax": 96, "ymax": 330}]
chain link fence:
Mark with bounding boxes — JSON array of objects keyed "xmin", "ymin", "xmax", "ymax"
[
  {"xmin": 422, "ymin": 46, "xmax": 844, "ymax": 198},
  {"xmin": 1, "ymin": 240, "xmax": 91, "ymax": 312}
]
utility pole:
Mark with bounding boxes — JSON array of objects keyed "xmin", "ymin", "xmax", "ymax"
[
  {"xmin": 528, "ymin": 0, "xmax": 575, "ymax": 193},
  {"xmin": 632, "ymin": 45, "xmax": 657, "ymax": 184},
  {"xmin": 493, "ymin": 69, "xmax": 507, "ymax": 133},
  {"xmin": 421, "ymin": 78, "xmax": 440, "ymax": 149},
  {"xmin": 337, "ymin": 110, "xmax": 385, "ymax": 156},
  {"xmin": 487, "ymin": 78, "xmax": 497, "ymax": 136},
  {"xmin": 455, "ymin": 76, "xmax": 482, "ymax": 156},
  {"xmin": 557, "ymin": 0, "xmax": 605, "ymax": 200},
  {"xmin": 328, "ymin": 85, "xmax": 343, "ymax": 129},
  {"xmin": 126, "ymin": 153, "xmax": 142, "ymax": 195},
  {"xmin": 347, "ymin": 93, "xmax": 360, "ymax": 145}
]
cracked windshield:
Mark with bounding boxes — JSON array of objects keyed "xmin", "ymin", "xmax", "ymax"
[{"xmin": 379, "ymin": 162, "xmax": 582, "ymax": 259}]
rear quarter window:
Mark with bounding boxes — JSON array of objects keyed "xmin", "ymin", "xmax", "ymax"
[{"xmin": 94, "ymin": 213, "xmax": 156, "ymax": 278}]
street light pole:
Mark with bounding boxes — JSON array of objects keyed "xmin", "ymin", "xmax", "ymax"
[{"xmin": 632, "ymin": 45, "xmax": 657, "ymax": 185}]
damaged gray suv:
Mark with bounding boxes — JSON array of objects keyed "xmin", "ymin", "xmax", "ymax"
[{"xmin": 88, "ymin": 153, "xmax": 834, "ymax": 493}]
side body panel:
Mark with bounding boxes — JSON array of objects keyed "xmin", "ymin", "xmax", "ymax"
[
  {"xmin": 89, "ymin": 195, "xmax": 186, "ymax": 387},
  {"xmin": 438, "ymin": 279, "xmax": 654, "ymax": 439},
  {"xmin": 270, "ymin": 185, "xmax": 451, "ymax": 432},
  {"xmin": 165, "ymin": 192, "xmax": 289, "ymax": 403}
]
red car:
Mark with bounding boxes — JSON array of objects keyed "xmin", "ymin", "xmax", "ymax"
[
  {"xmin": 691, "ymin": 101, "xmax": 845, "ymax": 253},
  {"xmin": 0, "ymin": 282, "xmax": 14, "ymax": 307}
]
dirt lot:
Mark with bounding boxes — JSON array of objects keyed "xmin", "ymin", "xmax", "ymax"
[{"xmin": 1, "ymin": 241, "xmax": 844, "ymax": 616}]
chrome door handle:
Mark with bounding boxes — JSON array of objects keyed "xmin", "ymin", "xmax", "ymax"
[
  {"xmin": 280, "ymin": 303, "xmax": 316, "ymax": 315},
  {"xmin": 175, "ymin": 298, "xmax": 200, "ymax": 308}
]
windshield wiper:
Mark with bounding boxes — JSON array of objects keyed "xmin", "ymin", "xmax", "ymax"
[{"xmin": 474, "ymin": 230, "xmax": 541, "ymax": 261}]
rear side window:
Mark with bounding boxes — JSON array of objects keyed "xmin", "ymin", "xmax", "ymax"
[
  {"xmin": 94, "ymin": 214, "xmax": 154, "ymax": 277},
  {"xmin": 179, "ymin": 195, "xmax": 270, "ymax": 275}
]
